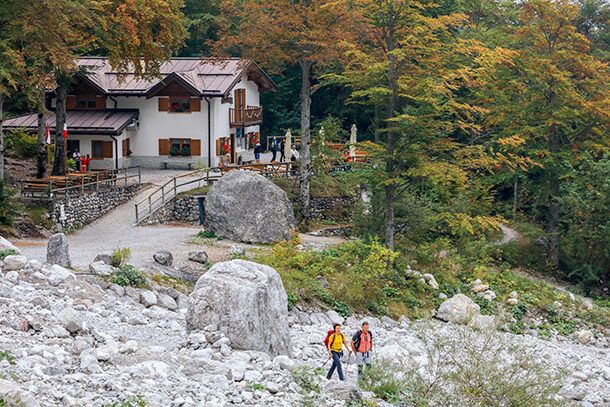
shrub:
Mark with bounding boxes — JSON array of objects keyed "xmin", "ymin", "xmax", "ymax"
[
  {"xmin": 111, "ymin": 265, "xmax": 147, "ymax": 288},
  {"xmin": 5, "ymin": 129, "xmax": 37, "ymax": 157},
  {"xmin": 0, "ymin": 181, "xmax": 19, "ymax": 226},
  {"xmin": 0, "ymin": 350, "xmax": 15, "ymax": 364},
  {"xmin": 111, "ymin": 247, "xmax": 132, "ymax": 268},
  {"xmin": 197, "ymin": 230, "xmax": 216, "ymax": 239},
  {"xmin": 0, "ymin": 249, "xmax": 18, "ymax": 260},
  {"xmin": 291, "ymin": 365, "xmax": 326, "ymax": 407}
]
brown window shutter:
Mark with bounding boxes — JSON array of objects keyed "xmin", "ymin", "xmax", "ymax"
[
  {"xmin": 66, "ymin": 95, "xmax": 76, "ymax": 109},
  {"xmin": 95, "ymin": 96, "xmax": 106, "ymax": 110},
  {"xmin": 159, "ymin": 139, "xmax": 170, "ymax": 155},
  {"xmin": 158, "ymin": 97, "xmax": 169, "ymax": 112},
  {"xmin": 191, "ymin": 139, "xmax": 201, "ymax": 156},
  {"xmin": 122, "ymin": 139, "xmax": 129, "ymax": 157},
  {"xmin": 102, "ymin": 141, "xmax": 113, "ymax": 158},
  {"xmin": 216, "ymin": 139, "xmax": 221, "ymax": 156},
  {"xmin": 190, "ymin": 98, "xmax": 201, "ymax": 112}
]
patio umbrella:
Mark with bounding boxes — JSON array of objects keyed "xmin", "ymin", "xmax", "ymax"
[
  {"xmin": 284, "ymin": 129, "xmax": 292, "ymax": 161},
  {"xmin": 349, "ymin": 124, "xmax": 357, "ymax": 161}
]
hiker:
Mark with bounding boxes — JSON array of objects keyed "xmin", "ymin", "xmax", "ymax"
[
  {"xmin": 254, "ymin": 141, "xmax": 262, "ymax": 163},
  {"xmin": 279, "ymin": 138, "xmax": 286, "ymax": 162},
  {"xmin": 325, "ymin": 323, "xmax": 352, "ymax": 381},
  {"xmin": 290, "ymin": 146, "xmax": 299, "ymax": 176},
  {"xmin": 84, "ymin": 154, "xmax": 91, "ymax": 171},
  {"xmin": 351, "ymin": 321, "xmax": 373, "ymax": 377},
  {"xmin": 271, "ymin": 136, "xmax": 279, "ymax": 162},
  {"xmin": 72, "ymin": 149, "xmax": 81, "ymax": 171}
]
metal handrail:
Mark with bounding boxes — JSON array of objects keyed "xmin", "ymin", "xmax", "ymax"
[{"xmin": 134, "ymin": 162, "xmax": 294, "ymax": 225}]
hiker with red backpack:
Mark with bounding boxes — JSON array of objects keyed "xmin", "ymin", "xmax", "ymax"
[
  {"xmin": 324, "ymin": 323, "xmax": 352, "ymax": 381},
  {"xmin": 351, "ymin": 321, "xmax": 373, "ymax": 377}
]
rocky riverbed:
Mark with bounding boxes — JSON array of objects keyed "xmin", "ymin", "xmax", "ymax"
[{"xmin": 0, "ymin": 251, "xmax": 609, "ymax": 406}]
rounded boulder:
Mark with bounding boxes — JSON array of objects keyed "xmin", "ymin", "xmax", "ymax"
[{"xmin": 204, "ymin": 170, "xmax": 295, "ymax": 243}]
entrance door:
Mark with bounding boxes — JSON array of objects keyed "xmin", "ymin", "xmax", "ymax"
[
  {"xmin": 67, "ymin": 140, "xmax": 80, "ymax": 158},
  {"xmin": 235, "ymin": 89, "xmax": 245, "ymax": 123}
]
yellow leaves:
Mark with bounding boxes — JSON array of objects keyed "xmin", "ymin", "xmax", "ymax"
[
  {"xmin": 497, "ymin": 135, "xmax": 526, "ymax": 147},
  {"xmin": 436, "ymin": 213, "xmax": 503, "ymax": 239},
  {"xmin": 407, "ymin": 160, "xmax": 469, "ymax": 190}
]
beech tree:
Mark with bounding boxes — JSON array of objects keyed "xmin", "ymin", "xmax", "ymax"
[{"xmin": 215, "ymin": 0, "xmax": 353, "ymax": 224}]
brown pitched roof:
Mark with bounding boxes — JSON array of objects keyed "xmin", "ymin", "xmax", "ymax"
[
  {"xmin": 76, "ymin": 57, "xmax": 277, "ymax": 97},
  {"xmin": 3, "ymin": 109, "xmax": 139, "ymax": 136}
]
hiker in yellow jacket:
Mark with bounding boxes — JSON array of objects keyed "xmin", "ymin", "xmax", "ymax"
[{"xmin": 326, "ymin": 323, "xmax": 352, "ymax": 380}]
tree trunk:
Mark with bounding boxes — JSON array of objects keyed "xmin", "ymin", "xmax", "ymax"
[
  {"xmin": 0, "ymin": 93, "xmax": 5, "ymax": 181},
  {"xmin": 52, "ymin": 84, "xmax": 67, "ymax": 176},
  {"xmin": 547, "ymin": 123, "xmax": 560, "ymax": 270},
  {"xmin": 298, "ymin": 59, "xmax": 313, "ymax": 227},
  {"xmin": 512, "ymin": 174, "xmax": 518, "ymax": 219},
  {"xmin": 384, "ymin": 30, "xmax": 398, "ymax": 250},
  {"xmin": 36, "ymin": 111, "xmax": 47, "ymax": 179},
  {"xmin": 373, "ymin": 104, "xmax": 381, "ymax": 144}
]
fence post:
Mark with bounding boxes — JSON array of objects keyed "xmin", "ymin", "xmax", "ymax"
[
  {"xmin": 124, "ymin": 168, "xmax": 128, "ymax": 187},
  {"xmin": 96, "ymin": 172, "xmax": 100, "ymax": 192},
  {"xmin": 173, "ymin": 177, "xmax": 177, "ymax": 196},
  {"xmin": 138, "ymin": 166, "xmax": 141, "ymax": 184},
  {"xmin": 135, "ymin": 204, "xmax": 139, "ymax": 224},
  {"xmin": 148, "ymin": 196, "xmax": 152, "ymax": 214}
]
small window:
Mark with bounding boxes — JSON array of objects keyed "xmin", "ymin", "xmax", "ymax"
[
  {"xmin": 169, "ymin": 97, "xmax": 191, "ymax": 113},
  {"xmin": 92, "ymin": 140, "xmax": 113, "ymax": 159},
  {"xmin": 169, "ymin": 138, "xmax": 191, "ymax": 156},
  {"xmin": 76, "ymin": 95, "xmax": 96, "ymax": 110}
]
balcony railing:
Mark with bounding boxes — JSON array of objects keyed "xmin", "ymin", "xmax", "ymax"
[{"xmin": 230, "ymin": 105, "xmax": 263, "ymax": 127}]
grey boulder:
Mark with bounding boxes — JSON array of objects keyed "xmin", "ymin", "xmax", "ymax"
[
  {"xmin": 153, "ymin": 250, "xmax": 173, "ymax": 266},
  {"xmin": 436, "ymin": 294, "xmax": 480, "ymax": 325},
  {"xmin": 204, "ymin": 170, "xmax": 295, "ymax": 244},
  {"xmin": 3, "ymin": 255, "xmax": 28, "ymax": 271},
  {"xmin": 186, "ymin": 259, "xmax": 291, "ymax": 356},
  {"xmin": 47, "ymin": 233, "xmax": 71, "ymax": 267},
  {"xmin": 188, "ymin": 251, "xmax": 208, "ymax": 264},
  {"xmin": 0, "ymin": 236, "xmax": 21, "ymax": 254}
]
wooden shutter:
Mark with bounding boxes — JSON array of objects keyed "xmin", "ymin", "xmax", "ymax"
[
  {"xmin": 159, "ymin": 139, "xmax": 170, "ymax": 155},
  {"xmin": 95, "ymin": 96, "xmax": 106, "ymax": 110},
  {"xmin": 215, "ymin": 139, "xmax": 221, "ymax": 156},
  {"xmin": 122, "ymin": 139, "xmax": 130, "ymax": 157},
  {"xmin": 190, "ymin": 98, "xmax": 201, "ymax": 112},
  {"xmin": 102, "ymin": 141, "xmax": 113, "ymax": 158},
  {"xmin": 158, "ymin": 97, "xmax": 169, "ymax": 112},
  {"xmin": 66, "ymin": 95, "xmax": 76, "ymax": 109},
  {"xmin": 191, "ymin": 139, "xmax": 201, "ymax": 156}
]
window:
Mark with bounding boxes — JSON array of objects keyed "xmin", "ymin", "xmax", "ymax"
[
  {"xmin": 92, "ymin": 140, "xmax": 113, "ymax": 159},
  {"xmin": 76, "ymin": 95, "xmax": 97, "ymax": 110},
  {"xmin": 169, "ymin": 138, "xmax": 191, "ymax": 156},
  {"xmin": 169, "ymin": 97, "xmax": 191, "ymax": 113}
]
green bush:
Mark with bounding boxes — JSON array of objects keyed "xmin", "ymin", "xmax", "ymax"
[
  {"xmin": 0, "ymin": 350, "xmax": 15, "ymax": 364},
  {"xmin": 0, "ymin": 181, "xmax": 19, "ymax": 227},
  {"xmin": 197, "ymin": 230, "xmax": 216, "ymax": 239},
  {"xmin": 0, "ymin": 248, "xmax": 18, "ymax": 260},
  {"xmin": 111, "ymin": 247, "xmax": 132, "ymax": 268},
  {"xmin": 5, "ymin": 129, "xmax": 37, "ymax": 157},
  {"xmin": 111, "ymin": 265, "xmax": 147, "ymax": 288}
]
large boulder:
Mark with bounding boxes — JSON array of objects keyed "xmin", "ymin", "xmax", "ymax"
[
  {"xmin": 436, "ymin": 294, "xmax": 480, "ymax": 325},
  {"xmin": 186, "ymin": 260, "xmax": 291, "ymax": 356},
  {"xmin": 47, "ymin": 233, "xmax": 71, "ymax": 267},
  {"xmin": 204, "ymin": 170, "xmax": 295, "ymax": 243}
]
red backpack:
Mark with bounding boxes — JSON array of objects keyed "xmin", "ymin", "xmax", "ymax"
[{"xmin": 323, "ymin": 330, "xmax": 343, "ymax": 348}]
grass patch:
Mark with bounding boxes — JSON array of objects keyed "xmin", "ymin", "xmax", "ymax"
[
  {"xmin": 25, "ymin": 206, "xmax": 54, "ymax": 229},
  {"xmin": 110, "ymin": 265, "xmax": 148, "ymax": 288},
  {"xmin": 111, "ymin": 247, "xmax": 132, "ymax": 268},
  {"xmin": 0, "ymin": 350, "xmax": 15, "ymax": 364},
  {"xmin": 151, "ymin": 274, "xmax": 194, "ymax": 293},
  {"xmin": 102, "ymin": 396, "xmax": 146, "ymax": 407},
  {"xmin": 197, "ymin": 230, "xmax": 216, "ymax": 239},
  {"xmin": 0, "ymin": 249, "xmax": 18, "ymax": 260}
]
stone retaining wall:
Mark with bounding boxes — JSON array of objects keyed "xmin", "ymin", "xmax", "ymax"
[
  {"xmin": 52, "ymin": 184, "xmax": 143, "ymax": 231},
  {"xmin": 142, "ymin": 195, "xmax": 201, "ymax": 225},
  {"xmin": 308, "ymin": 195, "xmax": 360, "ymax": 221}
]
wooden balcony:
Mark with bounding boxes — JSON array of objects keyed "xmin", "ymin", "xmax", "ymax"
[{"xmin": 230, "ymin": 105, "xmax": 263, "ymax": 128}]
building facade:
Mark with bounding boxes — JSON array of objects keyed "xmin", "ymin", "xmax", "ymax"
[{"xmin": 4, "ymin": 57, "xmax": 276, "ymax": 170}]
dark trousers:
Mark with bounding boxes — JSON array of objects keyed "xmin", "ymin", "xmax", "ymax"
[
  {"xmin": 271, "ymin": 149, "xmax": 277, "ymax": 162},
  {"xmin": 280, "ymin": 150, "xmax": 285, "ymax": 162},
  {"xmin": 327, "ymin": 351, "xmax": 345, "ymax": 380}
]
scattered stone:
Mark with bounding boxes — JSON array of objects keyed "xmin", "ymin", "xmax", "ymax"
[
  {"xmin": 316, "ymin": 275, "xmax": 330, "ymax": 289},
  {"xmin": 140, "ymin": 290, "xmax": 158, "ymax": 307},
  {"xmin": 0, "ymin": 379, "xmax": 40, "ymax": 407},
  {"xmin": 324, "ymin": 381, "xmax": 362, "ymax": 404},
  {"xmin": 89, "ymin": 261, "xmax": 115, "ymax": 277},
  {"xmin": 436, "ymin": 294, "xmax": 480, "ymax": 325},
  {"xmin": 46, "ymin": 232, "xmax": 71, "ymax": 267},
  {"xmin": 507, "ymin": 298, "xmax": 519, "ymax": 306},
  {"xmin": 229, "ymin": 245, "xmax": 246, "ymax": 257},
  {"xmin": 423, "ymin": 273, "xmax": 439, "ymax": 289},
  {"xmin": 157, "ymin": 293, "xmax": 178, "ymax": 311},
  {"xmin": 472, "ymin": 283, "xmax": 490, "ymax": 294},
  {"xmin": 4, "ymin": 271, "xmax": 19, "ymax": 284},
  {"xmin": 93, "ymin": 252, "xmax": 113, "ymax": 265},
  {"xmin": 153, "ymin": 250, "xmax": 173, "ymax": 266},
  {"xmin": 205, "ymin": 170, "xmax": 296, "ymax": 243},
  {"xmin": 47, "ymin": 265, "xmax": 74, "ymax": 287},
  {"xmin": 3, "ymin": 255, "xmax": 28, "ymax": 271},
  {"xmin": 188, "ymin": 251, "xmax": 209, "ymax": 264},
  {"xmin": 57, "ymin": 307, "xmax": 82, "ymax": 333},
  {"xmin": 187, "ymin": 260, "xmax": 291, "ymax": 356},
  {"xmin": 479, "ymin": 290, "xmax": 496, "ymax": 301},
  {"xmin": 577, "ymin": 330, "xmax": 593, "ymax": 345}
]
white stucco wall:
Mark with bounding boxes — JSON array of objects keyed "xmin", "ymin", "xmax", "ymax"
[{"xmin": 67, "ymin": 131, "xmax": 128, "ymax": 170}]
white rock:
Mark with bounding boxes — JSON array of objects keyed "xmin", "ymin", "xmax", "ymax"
[
  {"xmin": 577, "ymin": 330, "xmax": 593, "ymax": 344},
  {"xmin": 469, "ymin": 315, "xmax": 496, "ymax": 331},
  {"xmin": 47, "ymin": 265, "xmax": 74, "ymax": 286},
  {"xmin": 4, "ymin": 270, "xmax": 19, "ymax": 284},
  {"xmin": 140, "ymin": 290, "xmax": 158, "ymax": 307},
  {"xmin": 326, "ymin": 310, "xmax": 344, "ymax": 325},
  {"xmin": 472, "ymin": 283, "xmax": 489, "ymax": 294},
  {"xmin": 0, "ymin": 379, "xmax": 39, "ymax": 407},
  {"xmin": 479, "ymin": 290, "xmax": 496, "ymax": 301},
  {"xmin": 80, "ymin": 349, "xmax": 101, "ymax": 373},
  {"xmin": 57, "ymin": 307, "xmax": 82, "ymax": 333},
  {"xmin": 157, "ymin": 293, "xmax": 178, "ymax": 311},
  {"xmin": 422, "ymin": 273, "xmax": 439, "ymax": 289},
  {"xmin": 89, "ymin": 261, "xmax": 115, "ymax": 276},
  {"xmin": 436, "ymin": 294, "xmax": 480, "ymax": 325},
  {"xmin": 3, "ymin": 255, "xmax": 28, "ymax": 271},
  {"xmin": 0, "ymin": 236, "xmax": 21, "ymax": 254},
  {"xmin": 507, "ymin": 298, "xmax": 519, "ymax": 306},
  {"xmin": 273, "ymin": 355, "xmax": 295, "ymax": 371},
  {"xmin": 244, "ymin": 370, "xmax": 263, "ymax": 382}
]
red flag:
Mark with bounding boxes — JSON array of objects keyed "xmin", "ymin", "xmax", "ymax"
[
  {"xmin": 62, "ymin": 123, "xmax": 68, "ymax": 140},
  {"xmin": 45, "ymin": 125, "xmax": 51, "ymax": 144}
]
